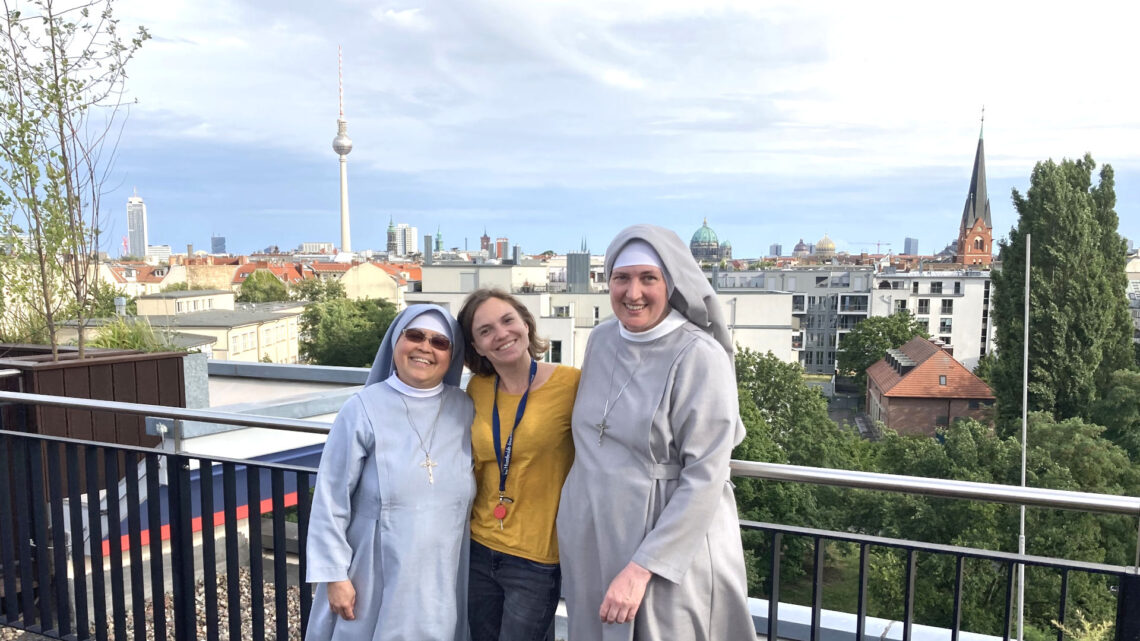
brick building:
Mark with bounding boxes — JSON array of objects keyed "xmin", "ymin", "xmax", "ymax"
[{"xmin": 866, "ymin": 336, "xmax": 994, "ymax": 436}]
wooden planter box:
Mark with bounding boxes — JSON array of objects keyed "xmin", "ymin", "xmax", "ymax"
[{"xmin": 0, "ymin": 343, "xmax": 188, "ymax": 448}]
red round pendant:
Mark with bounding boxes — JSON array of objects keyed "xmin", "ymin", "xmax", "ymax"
[{"xmin": 493, "ymin": 503, "xmax": 507, "ymax": 520}]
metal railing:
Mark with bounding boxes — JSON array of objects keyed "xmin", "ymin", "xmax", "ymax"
[{"xmin": 1, "ymin": 390, "xmax": 1139, "ymax": 641}]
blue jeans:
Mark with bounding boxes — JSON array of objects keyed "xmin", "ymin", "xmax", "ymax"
[{"xmin": 468, "ymin": 540, "xmax": 561, "ymax": 641}]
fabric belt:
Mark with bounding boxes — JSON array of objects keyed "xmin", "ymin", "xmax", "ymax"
[{"xmin": 648, "ymin": 463, "xmax": 681, "ymax": 480}]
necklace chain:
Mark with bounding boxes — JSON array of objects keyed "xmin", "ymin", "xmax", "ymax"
[
  {"xmin": 596, "ymin": 353, "xmax": 643, "ymax": 445},
  {"xmin": 400, "ymin": 394, "xmax": 446, "ymax": 484}
]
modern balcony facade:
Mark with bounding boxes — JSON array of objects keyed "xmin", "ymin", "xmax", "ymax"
[{"xmin": 2, "ymin": 387, "xmax": 1140, "ymax": 641}]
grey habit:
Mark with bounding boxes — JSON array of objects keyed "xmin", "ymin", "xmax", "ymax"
[
  {"xmin": 556, "ymin": 225, "xmax": 754, "ymax": 640},
  {"xmin": 306, "ymin": 304, "xmax": 475, "ymax": 641}
]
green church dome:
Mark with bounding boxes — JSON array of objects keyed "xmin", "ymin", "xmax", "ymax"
[{"xmin": 691, "ymin": 218, "xmax": 718, "ymax": 246}]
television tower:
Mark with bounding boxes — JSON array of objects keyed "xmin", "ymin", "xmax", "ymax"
[{"xmin": 332, "ymin": 46, "xmax": 353, "ymax": 252}]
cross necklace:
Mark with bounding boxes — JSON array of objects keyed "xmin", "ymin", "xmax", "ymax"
[
  {"xmin": 400, "ymin": 393, "xmax": 446, "ymax": 485},
  {"xmin": 595, "ymin": 353, "xmax": 643, "ymax": 445}
]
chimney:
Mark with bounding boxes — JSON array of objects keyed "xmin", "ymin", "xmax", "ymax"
[{"xmin": 187, "ymin": 243, "xmax": 193, "ymax": 256}]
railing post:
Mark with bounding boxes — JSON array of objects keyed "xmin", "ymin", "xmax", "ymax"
[
  {"xmin": 168, "ymin": 453, "xmax": 197, "ymax": 641},
  {"xmin": 1117, "ymin": 573, "xmax": 1140, "ymax": 641}
]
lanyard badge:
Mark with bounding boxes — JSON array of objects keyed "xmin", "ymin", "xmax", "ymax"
[{"xmin": 491, "ymin": 359, "xmax": 537, "ymax": 530}]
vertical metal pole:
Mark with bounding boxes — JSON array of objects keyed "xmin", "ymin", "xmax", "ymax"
[
  {"xmin": 1116, "ymin": 573, "xmax": 1140, "ymax": 641},
  {"xmin": 1018, "ymin": 233, "xmax": 1030, "ymax": 641}
]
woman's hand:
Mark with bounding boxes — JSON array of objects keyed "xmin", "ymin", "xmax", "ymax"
[
  {"xmin": 599, "ymin": 562, "xmax": 652, "ymax": 625},
  {"xmin": 327, "ymin": 580, "xmax": 356, "ymax": 620}
]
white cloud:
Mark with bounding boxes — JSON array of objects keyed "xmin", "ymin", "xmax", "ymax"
[{"xmin": 107, "ymin": 0, "xmax": 1140, "ymax": 229}]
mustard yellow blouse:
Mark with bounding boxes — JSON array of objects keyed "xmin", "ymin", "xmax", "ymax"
[{"xmin": 467, "ymin": 365, "xmax": 579, "ymax": 564}]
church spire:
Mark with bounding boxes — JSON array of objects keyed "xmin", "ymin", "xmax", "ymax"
[{"xmin": 961, "ymin": 121, "xmax": 991, "ymax": 230}]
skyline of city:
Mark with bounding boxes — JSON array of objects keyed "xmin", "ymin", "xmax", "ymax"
[{"xmin": 99, "ymin": 1, "xmax": 1140, "ymax": 258}]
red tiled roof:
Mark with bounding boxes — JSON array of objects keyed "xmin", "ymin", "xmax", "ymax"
[
  {"xmin": 374, "ymin": 263, "xmax": 421, "ymax": 281},
  {"xmin": 867, "ymin": 336, "xmax": 993, "ymax": 399},
  {"xmin": 310, "ymin": 262, "xmax": 351, "ymax": 273},
  {"xmin": 107, "ymin": 265, "xmax": 168, "ymax": 284},
  {"xmin": 233, "ymin": 263, "xmax": 307, "ymax": 284}
]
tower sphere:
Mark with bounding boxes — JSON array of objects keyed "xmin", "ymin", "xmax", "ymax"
[{"xmin": 333, "ymin": 120, "xmax": 353, "ymax": 156}]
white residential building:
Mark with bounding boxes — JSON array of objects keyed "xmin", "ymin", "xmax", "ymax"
[{"xmin": 866, "ymin": 269, "xmax": 994, "ymax": 371}]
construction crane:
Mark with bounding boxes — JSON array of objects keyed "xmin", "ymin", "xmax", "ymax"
[{"xmin": 853, "ymin": 241, "xmax": 893, "ymax": 253}]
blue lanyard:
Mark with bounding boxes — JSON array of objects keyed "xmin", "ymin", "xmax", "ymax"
[{"xmin": 492, "ymin": 359, "xmax": 537, "ymax": 495}]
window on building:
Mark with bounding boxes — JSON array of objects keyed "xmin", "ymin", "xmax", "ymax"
[
  {"xmin": 915, "ymin": 318, "xmax": 928, "ymax": 332},
  {"xmin": 192, "ymin": 300, "xmax": 199, "ymax": 311},
  {"xmin": 974, "ymin": 237, "xmax": 984, "ymax": 250},
  {"xmin": 940, "ymin": 318, "xmax": 953, "ymax": 333},
  {"xmin": 939, "ymin": 375, "xmax": 947, "ymax": 386},
  {"xmin": 208, "ymin": 299, "xmax": 213, "ymax": 309},
  {"xmin": 792, "ymin": 295, "xmax": 805, "ymax": 312},
  {"xmin": 176, "ymin": 301, "xmax": 184, "ymax": 313},
  {"xmin": 786, "ymin": 277, "xmax": 796, "ymax": 289},
  {"xmin": 895, "ymin": 299, "xmax": 907, "ymax": 313},
  {"xmin": 954, "ymin": 281, "xmax": 962, "ymax": 295},
  {"xmin": 231, "ymin": 336, "xmax": 239, "ymax": 353},
  {"xmin": 553, "ymin": 306, "xmax": 570, "ymax": 318},
  {"xmin": 917, "ymin": 299, "xmax": 930, "ymax": 315},
  {"xmin": 969, "ymin": 400, "xmax": 981, "ymax": 409},
  {"xmin": 930, "ymin": 282, "xmax": 943, "ymax": 294},
  {"xmin": 912, "ymin": 281, "xmax": 919, "ymax": 293},
  {"xmin": 547, "ymin": 340, "xmax": 563, "ymax": 363},
  {"xmin": 940, "ymin": 335, "xmax": 951, "ymax": 345},
  {"xmin": 941, "ymin": 299, "xmax": 954, "ymax": 315},
  {"xmin": 892, "ymin": 281, "xmax": 903, "ymax": 290},
  {"xmin": 816, "ymin": 276, "xmax": 828, "ymax": 287}
]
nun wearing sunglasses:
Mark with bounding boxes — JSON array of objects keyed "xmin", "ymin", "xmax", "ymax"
[{"xmin": 306, "ymin": 304, "xmax": 476, "ymax": 641}]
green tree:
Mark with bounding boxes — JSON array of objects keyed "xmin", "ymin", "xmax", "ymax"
[
  {"xmin": 75, "ymin": 280, "xmax": 135, "ymax": 317},
  {"xmin": 290, "ymin": 277, "xmax": 346, "ymax": 303},
  {"xmin": 989, "ymin": 155, "xmax": 1133, "ymax": 430},
  {"xmin": 0, "ymin": 0, "xmax": 148, "ymax": 358},
  {"xmin": 860, "ymin": 415, "xmax": 1138, "ymax": 634},
  {"xmin": 236, "ymin": 269, "xmax": 288, "ymax": 303},
  {"xmin": 299, "ymin": 298, "xmax": 397, "ymax": 366},
  {"xmin": 733, "ymin": 348, "xmax": 867, "ymax": 595},
  {"xmin": 836, "ymin": 312, "xmax": 930, "ymax": 389},
  {"xmin": 1090, "ymin": 370, "xmax": 1140, "ymax": 460}
]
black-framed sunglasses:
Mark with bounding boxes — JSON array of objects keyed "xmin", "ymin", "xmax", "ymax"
[{"xmin": 402, "ymin": 328, "xmax": 452, "ymax": 351}]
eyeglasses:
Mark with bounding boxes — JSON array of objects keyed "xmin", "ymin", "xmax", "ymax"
[{"xmin": 401, "ymin": 328, "xmax": 452, "ymax": 351}]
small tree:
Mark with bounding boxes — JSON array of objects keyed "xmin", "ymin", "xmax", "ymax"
[
  {"xmin": 836, "ymin": 312, "xmax": 930, "ymax": 389},
  {"xmin": 0, "ymin": 0, "xmax": 148, "ymax": 358},
  {"xmin": 299, "ymin": 298, "xmax": 397, "ymax": 366},
  {"xmin": 236, "ymin": 269, "xmax": 288, "ymax": 303},
  {"xmin": 290, "ymin": 277, "xmax": 346, "ymax": 303}
]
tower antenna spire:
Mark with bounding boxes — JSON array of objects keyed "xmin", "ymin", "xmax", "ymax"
[
  {"xmin": 332, "ymin": 46, "xmax": 354, "ymax": 252},
  {"xmin": 980, "ymin": 105, "xmax": 985, "ymax": 139}
]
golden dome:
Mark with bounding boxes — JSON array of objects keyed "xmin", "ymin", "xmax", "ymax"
[{"xmin": 817, "ymin": 234, "xmax": 836, "ymax": 252}]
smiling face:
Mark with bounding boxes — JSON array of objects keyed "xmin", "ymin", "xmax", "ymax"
[
  {"xmin": 609, "ymin": 264, "xmax": 670, "ymax": 332},
  {"xmin": 393, "ymin": 328, "xmax": 452, "ymax": 389},
  {"xmin": 470, "ymin": 296, "xmax": 531, "ymax": 371}
]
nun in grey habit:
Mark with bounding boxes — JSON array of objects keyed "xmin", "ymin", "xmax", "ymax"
[
  {"xmin": 305, "ymin": 304, "xmax": 475, "ymax": 641},
  {"xmin": 556, "ymin": 225, "xmax": 754, "ymax": 640}
]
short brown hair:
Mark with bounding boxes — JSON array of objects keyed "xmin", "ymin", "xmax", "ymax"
[{"xmin": 457, "ymin": 288, "xmax": 550, "ymax": 376}]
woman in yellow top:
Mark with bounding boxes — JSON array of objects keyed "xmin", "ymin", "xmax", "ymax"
[{"xmin": 458, "ymin": 289, "xmax": 580, "ymax": 641}]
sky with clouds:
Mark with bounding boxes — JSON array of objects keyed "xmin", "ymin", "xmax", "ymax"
[{"xmin": 100, "ymin": 0, "xmax": 1140, "ymax": 258}]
